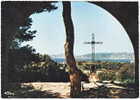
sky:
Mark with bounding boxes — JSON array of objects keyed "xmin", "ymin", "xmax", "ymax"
[{"xmin": 23, "ymin": 2, "xmax": 134, "ymax": 56}]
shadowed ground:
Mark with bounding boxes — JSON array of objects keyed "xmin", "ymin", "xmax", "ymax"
[{"xmin": 3, "ymin": 82, "xmax": 137, "ymax": 98}]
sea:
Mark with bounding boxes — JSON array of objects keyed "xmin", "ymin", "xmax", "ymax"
[{"xmin": 52, "ymin": 58, "xmax": 133, "ymax": 63}]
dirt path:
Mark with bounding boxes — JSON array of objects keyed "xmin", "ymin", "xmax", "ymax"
[
  {"xmin": 5, "ymin": 82, "xmax": 137, "ymax": 98},
  {"xmin": 21, "ymin": 82, "xmax": 71, "ymax": 98}
]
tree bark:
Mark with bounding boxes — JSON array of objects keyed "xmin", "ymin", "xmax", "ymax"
[{"xmin": 62, "ymin": 2, "xmax": 81, "ymax": 97}]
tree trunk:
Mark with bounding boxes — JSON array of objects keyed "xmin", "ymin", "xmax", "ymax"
[{"xmin": 62, "ymin": 2, "xmax": 81, "ymax": 97}]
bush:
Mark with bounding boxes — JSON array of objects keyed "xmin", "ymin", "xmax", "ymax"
[
  {"xmin": 10, "ymin": 59, "xmax": 69, "ymax": 82},
  {"xmin": 116, "ymin": 63, "xmax": 135, "ymax": 84},
  {"xmin": 97, "ymin": 70, "xmax": 116, "ymax": 81}
]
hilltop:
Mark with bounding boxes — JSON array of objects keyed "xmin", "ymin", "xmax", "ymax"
[{"xmin": 51, "ymin": 52, "xmax": 134, "ymax": 62}]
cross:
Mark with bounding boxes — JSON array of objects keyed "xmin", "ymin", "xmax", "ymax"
[{"xmin": 84, "ymin": 33, "xmax": 103, "ymax": 62}]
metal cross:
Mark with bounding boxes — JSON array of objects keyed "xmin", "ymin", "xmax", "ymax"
[{"xmin": 84, "ymin": 33, "xmax": 103, "ymax": 62}]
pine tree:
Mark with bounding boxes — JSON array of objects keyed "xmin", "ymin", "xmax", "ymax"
[{"xmin": 62, "ymin": 2, "xmax": 81, "ymax": 97}]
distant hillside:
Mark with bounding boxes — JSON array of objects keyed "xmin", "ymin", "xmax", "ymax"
[
  {"xmin": 77, "ymin": 52, "xmax": 134, "ymax": 60},
  {"xmin": 51, "ymin": 53, "xmax": 65, "ymax": 58},
  {"xmin": 51, "ymin": 52, "xmax": 134, "ymax": 60}
]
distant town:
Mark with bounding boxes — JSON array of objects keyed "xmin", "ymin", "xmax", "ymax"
[{"xmin": 51, "ymin": 52, "xmax": 134, "ymax": 63}]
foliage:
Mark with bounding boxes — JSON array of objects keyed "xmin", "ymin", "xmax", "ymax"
[
  {"xmin": 97, "ymin": 70, "xmax": 116, "ymax": 81},
  {"xmin": 77, "ymin": 61, "xmax": 135, "ymax": 85},
  {"xmin": 116, "ymin": 63, "xmax": 135, "ymax": 84},
  {"xmin": 2, "ymin": 1, "xmax": 58, "ymax": 97},
  {"xmin": 7, "ymin": 4, "xmax": 69, "ymax": 82},
  {"xmin": 9, "ymin": 18, "xmax": 36, "ymax": 49},
  {"xmin": 8, "ymin": 17, "xmax": 41, "ymax": 81},
  {"xmin": 11, "ymin": 59, "xmax": 69, "ymax": 82},
  {"xmin": 96, "ymin": 63, "xmax": 135, "ymax": 84}
]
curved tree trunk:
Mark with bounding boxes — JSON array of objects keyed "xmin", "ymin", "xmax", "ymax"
[{"xmin": 62, "ymin": 2, "xmax": 81, "ymax": 97}]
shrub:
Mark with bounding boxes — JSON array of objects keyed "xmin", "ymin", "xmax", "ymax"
[
  {"xmin": 116, "ymin": 63, "xmax": 135, "ymax": 84},
  {"xmin": 97, "ymin": 70, "xmax": 116, "ymax": 81},
  {"xmin": 10, "ymin": 59, "xmax": 69, "ymax": 82}
]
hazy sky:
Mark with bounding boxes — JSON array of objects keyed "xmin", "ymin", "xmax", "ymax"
[{"xmin": 23, "ymin": 2, "xmax": 134, "ymax": 56}]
